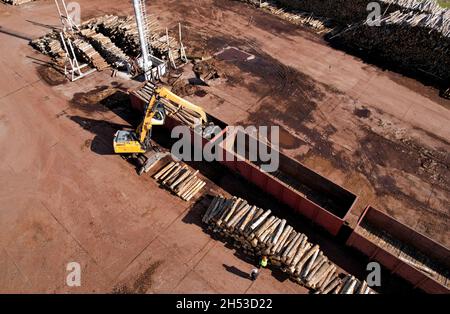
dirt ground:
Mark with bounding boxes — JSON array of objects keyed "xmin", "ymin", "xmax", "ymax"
[
  {"xmin": 0, "ymin": 0, "xmax": 447, "ymax": 293},
  {"xmin": 149, "ymin": 0, "xmax": 450, "ymax": 245}
]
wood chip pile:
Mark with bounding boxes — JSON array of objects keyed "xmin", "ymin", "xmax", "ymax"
[
  {"xmin": 203, "ymin": 195, "xmax": 377, "ymax": 294},
  {"xmin": 153, "ymin": 161, "xmax": 206, "ymax": 201},
  {"xmin": 358, "ymin": 222, "xmax": 450, "ymax": 288}
]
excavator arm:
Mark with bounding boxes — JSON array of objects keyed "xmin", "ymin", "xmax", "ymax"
[
  {"xmin": 137, "ymin": 94, "xmax": 158, "ymax": 144},
  {"xmin": 156, "ymin": 87, "xmax": 208, "ymax": 125}
]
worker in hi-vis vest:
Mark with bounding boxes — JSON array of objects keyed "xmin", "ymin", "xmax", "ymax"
[
  {"xmin": 250, "ymin": 256, "xmax": 269, "ymax": 281},
  {"xmin": 260, "ymin": 256, "xmax": 268, "ymax": 268}
]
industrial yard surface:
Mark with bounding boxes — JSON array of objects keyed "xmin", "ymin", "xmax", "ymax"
[{"xmin": 0, "ymin": 0, "xmax": 448, "ymax": 293}]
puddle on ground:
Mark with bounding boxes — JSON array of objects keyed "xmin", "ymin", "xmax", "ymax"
[{"xmin": 354, "ymin": 107, "xmax": 371, "ymax": 118}]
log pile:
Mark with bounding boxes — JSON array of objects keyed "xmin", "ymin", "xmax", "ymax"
[
  {"xmin": 131, "ymin": 83, "xmax": 204, "ymax": 128},
  {"xmin": 30, "ymin": 32, "xmax": 66, "ymax": 60},
  {"xmin": 32, "ymin": 13, "xmax": 184, "ymax": 73},
  {"xmin": 358, "ymin": 222, "xmax": 450, "ymax": 288},
  {"xmin": 337, "ymin": 8, "xmax": 450, "ymax": 82},
  {"xmin": 203, "ymin": 195, "xmax": 377, "ymax": 293},
  {"xmin": 329, "ymin": 274, "xmax": 377, "ymax": 294},
  {"xmin": 153, "ymin": 161, "xmax": 206, "ymax": 201},
  {"xmin": 239, "ymin": 0, "xmax": 331, "ymax": 32},
  {"xmin": 72, "ymin": 38, "xmax": 109, "ymax": 71},
  {"xmin": 2, "ymin": 0, "xmax": 35, "ymax": 4},
  {"xmin": 83, "ymin": 15, "xmax": 180, "ymax": 61},
  {"xmin": 274, "ymin": 0, "xmax": 446, "ymax": 25},
  {"xmin": 80, "ymin": 28, "xmax": 130, "ymax": 70}
]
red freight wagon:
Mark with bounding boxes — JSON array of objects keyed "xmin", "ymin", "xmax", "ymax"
[{"xmin": 347, "ymin": 206, "xmax": 450, "ymax": 294}]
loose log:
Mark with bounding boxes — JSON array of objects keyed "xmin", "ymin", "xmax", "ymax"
[
  {"xmin": 250, "ymin": 209, "xmax": 272, "ymax": 231},
  {"xmin": 305, "ymin": 255, "xmax": 327, "ymax": 282},
  {"xmin": 154, "ymin": 162, "xmax": 176, "ymax": 180},
  {"xmin": 340, "ymin": 276, "xmax": 355, "ymax": 294},
  {"xmin": 322, "ymin": 277, "xmax": 341, "ymax": 294},
  {"xmin": 313, "ymin": 263, "xmax": 334, "ymax": 288},
  {"xmin": 319, "ymin": 267, "xmax": 336, "ymax": 291},
  {"xmin": 299, "ymin": 248, "xmax": 320, "ymax": 278},
  {"xmin": 203, "ymin": 196, "xmax": 220, "ymax": 223},
  {"xmin": 238, "ymin": 206, "xmax": 257, "ymax": 233},
  {"xmin": 271, "ymin": 219, "xmax": 286, "ymax": 246},
  {"xmin": 186, "ymin": 181, "xmax": 206, "ymax": 201}
]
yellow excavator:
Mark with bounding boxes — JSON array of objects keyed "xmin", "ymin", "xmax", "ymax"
[{"xmin": 113, "ymin": 86, "xmax": 208, "ymax": 174}]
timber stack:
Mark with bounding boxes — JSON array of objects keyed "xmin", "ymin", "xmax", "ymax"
[
  {"xmin": 337, "ymin": 8, "xmax": 450, "ymax": 82},
  {"xmin": 31, "ymin": 14, "xmax": 185, "ymax": 72},
  {"xmin": 30, "ymin": 32, "xmax": 66, "ymax": 60},
  {"xmin": 274, "ymin": 0, "xmax": 445, "ymax": 25},
  {"xmin": 2, "ymin": 0, "xmax": 35, "ymax": 4},
  {"xmin": 84, "ymin": 15, "xmax": 180, "ymax": 60},
  {"xmin": 240, "ymin": 0, "xmax": 330, "ymax": 32},
  {"xmin": 202, "ymin": 195, "xmax": 377, "ymax": 294},
  {"xmin": 72, "ymin": 38, "xmax": 110, "ymax": 71},
  {"xmin": 153, "ymin": 161, "xmax": 206, "ymax": 201},
  {"xmin": 80, "ymin": 28, "xmax": 130, "ymax": 70}
]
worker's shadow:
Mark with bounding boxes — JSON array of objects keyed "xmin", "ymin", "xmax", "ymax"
[
  {"xmin": 69, "ymin": 115, "xmax": 132, "ymax": 155},
  {"xmin": 223, "ymin": 264, "xmax": 251, "ymax": 281}
]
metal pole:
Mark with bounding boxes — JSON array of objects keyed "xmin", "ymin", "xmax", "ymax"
[{"xmin": 132, "ymin": 0, "xmax": 152, "ymax": 80}]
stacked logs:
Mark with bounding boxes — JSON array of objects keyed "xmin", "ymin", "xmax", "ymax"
[
  {"xmin": 203, "ymin": 195, "xmax": 377, "ymax": 294},
  {"xmin": 2, "ymin": 0, "xmax": 35, "ymax": 4},
  {"xmin": 80, "ymin": 28, "xmax": 130, "ymax": 70},
  {"xmin": 31, "ymin": 14, "xmax": 184, "ymax": 70},
  {"xmin": 153, "ymin": 161, "xmax": 206, "ymax": 201},
  {"xmin": 131, "ymin": 83, "xmax": 204, "ymax": 128},
  {"xmin": 274, "ymin": 0, "xmax": 446, "ymax": 25},
  {"xmin": 30, "ymin": 32, "xmax": 66, "ymax": 60},
  {"xmin": 72, "ymin": 38, "xmax": 109, "ymax": 71},
  {"xmin": 329, "ymin": 274, "xmax": 376, "ymax": 294},
  {"xmin": 84, "ymin": 15, "xmax": 180, "ymax": 61},
  {"xmin": 337, "ymin": 8, "xmax": 450, "ymax": 82},
  {"xmin": 83, "ymin": 15, "xmax": 156, "ymax": 57},
  {"xmin": 239, "ymin": 0, "xmax": 331, "ymax": 32},
  {"xmin": 358, "ymin": 222, "xmax": 450, "ymax": 288}
]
